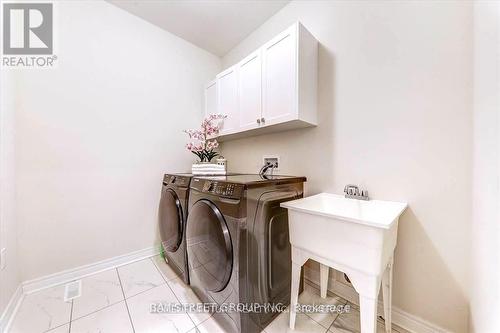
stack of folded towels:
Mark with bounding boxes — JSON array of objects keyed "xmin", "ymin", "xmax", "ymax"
[{"xmin": 191, "ymin": 163, "xmax": 227, "ymax": 175}]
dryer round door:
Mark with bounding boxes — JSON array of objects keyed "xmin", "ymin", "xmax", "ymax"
[
  {"xmin": 159, "ymin": 188, "xmax": 183, "ymax": 252},
  {"xmin": 186, "ymin": 199, "xmax": 233, "ymax": 292}
]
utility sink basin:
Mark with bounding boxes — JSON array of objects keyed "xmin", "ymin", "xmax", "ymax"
[
  {"xmin": 282, "ymin": 192, "xmax": 407, "ymax": 229},
  {"xmin": 281, "ymin": 192, "xmax": 407, "ymax": 276}
]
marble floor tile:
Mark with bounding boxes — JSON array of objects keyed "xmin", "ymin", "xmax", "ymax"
[
  {"xmin": 46, "ymin": 323, "xmax": 70, "ymax": 333},
  {"xmin": 298, "ymin": 282, "xmax": 347, "ymax": 329},
  {"xmin": 126, "ymin": 284, "xmax": 195, "ymax": 333},
  {"xmin": 71, "ymin": 269, "xmax": 124, "ymax": 320},
  {"xmin": 70, "ymin": 301, "xmax": 133, "ymax": 333},
  {"xmin": 117, "ymin": 258, "xmax": 165, "ymax": 298},
  {"xmin": 392, "ymin": 324, "xmax": 411, "ymax": 333},
  {"xmin": 189, "ymin": 316, "xmax": 226, "ymax": 333},
  {"xmin": 264, "ymin": 309, "xmax": 327, "ymax": 333},
  {"xmin": 328, "ymin": 303, "xmax": 390, "ymax": 333},
  {"xmin": 9, "ymin": 284, "xmax": 72, "ymax": 333},
  {"xmin": 151, "ymin": 254, "xmax": 182, "ymax": 281},
  {"xmin": 167, "ymin": 276, "xmax": 211, "ymax": 325},
  {"xmin": 7, "ymin": 262, "xmax": 410, "ymax": 333}
]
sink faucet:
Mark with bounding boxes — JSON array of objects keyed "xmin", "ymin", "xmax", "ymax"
[{"xmin": 344, "ymin": 184, "xmax": 369, "ymax": 200}]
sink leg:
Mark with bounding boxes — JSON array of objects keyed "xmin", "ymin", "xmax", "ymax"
[
  {"xmin": 382, "ymin": 257, "xmax": 394, "ymax": 333},
  {"xmin": 360, "ymin": 295, "xmax": 378, "ymax": 333},
  {"xmin": 289, "ymin": 262, "xmax": 301, "ymax": 329},
  {"xmin": 320, "ymin": 263, "xmax": 329, "ymax": 298}
]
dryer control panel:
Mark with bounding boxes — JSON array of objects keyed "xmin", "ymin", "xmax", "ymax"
[
  {"xmin": 191, "ymin": 179, "xmax": 244, "ymax": 199},
  {"xmin": 163, "ymin": 174, "xmax": 191, "ymax": 187}
]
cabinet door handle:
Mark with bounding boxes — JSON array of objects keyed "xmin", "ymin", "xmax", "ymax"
[
  {"xmin": 257, "ymin": 119, "xmax": 261, "ymax": 124},
  {"xmin": 261, "ymin": 117, "xmax": 265, "ymax": 123}
]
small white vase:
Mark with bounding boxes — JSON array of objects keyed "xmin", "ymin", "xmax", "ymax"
[{"xmin": 191, "ymin": 162, "xmax": 226, "ymax": 175}]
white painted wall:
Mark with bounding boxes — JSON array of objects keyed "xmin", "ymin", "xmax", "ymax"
[
  {"xmin": 220, "ymin": 1, "xmax": 472, "ymax": 332},
  {"xmin": 14, "ymin": 0, "xmax": 220, "ymax": 281},
  {"xmin": 0, "ymin": 70, "xmax": 21, "ymax": 317},
  {"xmin": 470, "ymin": 2, "xmax": 500, "ymax": 332}
]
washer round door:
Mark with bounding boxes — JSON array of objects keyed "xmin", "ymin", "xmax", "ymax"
[
  {"xmin": 159, "ymin": 188, "xmax": 183, "ymax": 252},
  {"xmin": 187, "ymin": 199, "xmax": 233, "ymax": 292}
]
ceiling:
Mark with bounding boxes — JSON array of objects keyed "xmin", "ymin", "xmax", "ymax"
[{"xmin": 107, "ymin": 0, "xmax": 289, "ymax": 56}]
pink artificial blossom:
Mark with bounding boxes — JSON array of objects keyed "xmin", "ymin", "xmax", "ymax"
[
  {"xmin": 206, "ymin": 140, "xmax": 219, "ymax": 150},
  {"xmin": 209, "ymin": 114, "xmax": 227, "ymax": 120},
  {"xmin": 183, "ymin": 114, "xmax": 226, "ymax": 162},
  {"xmin": 186, "ymin": 142, "xmax": 204, "ymax": 152},
  {"xmin": 183, "ymin": 129, "xmax": 204, "ymax": 140}
]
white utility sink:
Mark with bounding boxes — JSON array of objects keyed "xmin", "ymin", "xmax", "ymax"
[
  {"xmin": 281, "ymin": 193, "xmax": 407, "ymax": 333},
  {"xmin": 282, "ymin": 192, "xmax": 407, "ymax": 229}
]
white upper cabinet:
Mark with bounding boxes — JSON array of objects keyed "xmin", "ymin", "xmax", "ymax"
[
  {"xmin": 205, "ymin": 22, "xmax": 318, "ymax": 141},
  {"xmin": 262, "ymin": 25, "xmax": 296, "ymax": 126},
  {"xmin": 204, "ymin": 79, "xmax": 217, "ymax": 118},
  {"xmin": 238, "ymin": 50, "xmax": 262, "ymax": 132},
  {"xmin": 217, "ymin": 66, "xmax": 238, "ymax": 135}
]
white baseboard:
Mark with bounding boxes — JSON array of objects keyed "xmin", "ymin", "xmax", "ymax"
[
  {"xmin": 0, "ymin": 285, "xmax": 24, "ymax": 333},
  {"xmin": 304, "ymin": 266, "xmax": 451, "ymax": 333},
  {"xmin": 22, "ymin": 246, "xmax": 160, "ymax": 294}
]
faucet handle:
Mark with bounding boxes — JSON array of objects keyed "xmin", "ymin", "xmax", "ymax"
[
  {"xmin": 344, "ymin": 184, "xmax": 369, "ymax": 200},
  {"xmin": 344, "ymin": 184, "xmax": 358, "ymax": 194}
]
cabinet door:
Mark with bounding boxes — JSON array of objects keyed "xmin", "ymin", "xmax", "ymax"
[
  {"xmin": 205, "ymin": 79, "xmax": 218, "ymax": 118},
  {"xmin": 217, "ymin": 66, "xmax": 238, "ymax": 135},
  {"xmin": 238, "ymin": 50, "xmax": 262, "ymax": 132},
  {"xmin": 262, "ymin": 25, "xmax": 297, "ymax": 126}
]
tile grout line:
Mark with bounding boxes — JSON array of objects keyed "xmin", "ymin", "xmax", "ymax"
[
  {"xmin": 150, "ymin": 257, "xmax": 182, "ymax": 303},
  {"xmin": 126, "ymin": 282, "xmax": 167, "ymax": 300},
  {"xmin": 305, "ymin": 275, "xmax": 400, "ymax": 332},
  {"xmin": 324, "ymin": 298, "xmax": 349, "ymax": 332},
  {"xmin": 68, "ymin": 299, "xmax": 74, "ymax": 332},
  {"xmin": 40, "ymin": 296, "xmax": 75, "ymax": 333},
  {"xmin": 62, "ymin": 268, "xmax": 135, "ymax": 323},
  {"xmin": 153, "ymin": 257, "xmax": 218, "ymax": 330},
  {"xmin": 41, "ymin": 321, "xmax": 70, "ymax": 333},
  {"xmin": 157, "ymin": 260, "xmax": 218, "ymax": 328},
  {"xmin": 150, "ymin": 258, "xmax": 199, "ymax": 330},
  {"xmin": 303, "ymin": 308, "xmax": 340, "ymax": 331},
  {"xmin": 116, "ymin": 268, "xmax": 136, "ymax": 333},
  {"xmin": 303, "ymin": 280, "xmax": 379, "ymax": 333},
  {"xmin": 117, "ymin": 259, "xmax": 167, "ymax": 299},
  {"xmin": 300, "ymin": 280, "xmax": 349, "ymax": 331},
  {"xmin": 66, "ymin": 299, "xmax": 125, "ymax": 323},
  {"xmin": 150, "ymin": 257, "xmax": 169, "ymax": 284},
  {"xmin": 324, "ymin": 299, "xmax": 403, "ymax": 333}
]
